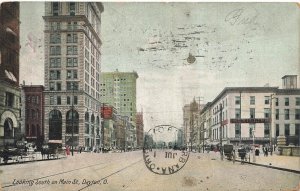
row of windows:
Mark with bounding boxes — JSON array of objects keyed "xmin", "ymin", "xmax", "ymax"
[
  {"xmin": 52, "ymin": 2, "xmax": 76, "ymax": 16},
  {"xmin": 49, "ymin": 70, "xmax": 78, "ymax": 80},
  {"xmin": 49, "ymin": 81, "xmax": 78, "ymax": 91},
  {"xmin": 49, "ymin": 21, "xmax": 78, "ymax": 31},
  {"xmin": 49, "ymin": 46, "xmax": 77, "ymax": 55},
  {"xmin": 26, "ymin": 95, "xmax": 40, "ymax": 104},
  {"xmin": 26, "ymin": 109, "xmax": 40, "ymax": 119},
  {"xmin": 275, "ymin": 124, "xmax": 300, "ymax": 136},
  {"xmin": 50, "ymin": 33, "xmax": 78, "ymax": 44},
  {"xmin": 26, "ymin": 124, "xmax": 41, "ymax": 137},
  {"xmin": 49, "ymin": 95, "xmax": 78, "ymax": 105},
  {"xmin": 234, "ymin": 96, "xmax": 300, "ymax": 106}
]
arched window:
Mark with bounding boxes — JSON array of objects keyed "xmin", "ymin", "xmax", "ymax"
[
  {"xmin": 4, "ymin": 118, "xmax": 14, "ymax": 138},
  {"xmin": 49, "ymin": 110, "xmax": 62, "ymax": 140},
  {"xmin": 85, "ymin": 112, "xmax": 89, "ymax": 134},
  {"xmin": 96, "ymin": 116, "xmax": 100, "ymax": 136},
  {"xmin": 91, "ymin": 114, "xmax": 95, "ymax": 135},
  {"xmin": 66, "ymin": 110, "xmax": 79, "ymax": 134}
]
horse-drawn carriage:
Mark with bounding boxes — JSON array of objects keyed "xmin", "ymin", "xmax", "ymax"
[
  {"xmin": 0, "ymin": 141, "xmax": 33, "ymax": 164},
  {"xmin": 223, "ymin": 144, "xmax": 235, "ymax": 162},
  {"xmin": 41, "ymin": 143, "xmax": 65, "ymax": 159}
]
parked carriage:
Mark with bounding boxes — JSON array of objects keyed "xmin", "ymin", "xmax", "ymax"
[
  {"xmin": 0, "ymin": 141, "xmax": 29, "ymax": 164},
  {"xmin": 41, "ymin": 143, "xmax": 65, "ymax": 159},
  {"xmin": 223, "ymin": 144, "xmax": 235, "ymax": 162}
]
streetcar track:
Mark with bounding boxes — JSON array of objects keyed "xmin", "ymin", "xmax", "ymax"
[
  {"xmin": 1, "ymin": 156, "xmax": 131, "ymax": 189},
  {"xmin": 77, "ymin": 159, "xmax": 143, "ymax": 191}
]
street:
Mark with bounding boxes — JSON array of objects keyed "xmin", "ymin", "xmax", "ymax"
[{"xmin": 0, "ymin": 151, "xmax": 299, "ymax": 191}]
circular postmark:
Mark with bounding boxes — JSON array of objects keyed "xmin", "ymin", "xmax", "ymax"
[{"xmin": 143, "ymin": 125, "xmax": 189, "ymax": 175}]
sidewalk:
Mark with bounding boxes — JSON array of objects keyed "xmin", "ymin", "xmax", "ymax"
[
  {"xmin": 245, "ymin": 153, "xmax": 300, "ymax": 172},
  {"xmin": 204, "ymin": 151, "xmax": 300, "ymax": 173}
]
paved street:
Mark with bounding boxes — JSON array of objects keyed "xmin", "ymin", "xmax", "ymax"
[{"xmin": 0, "ymin": 151, "xmax": 299, "ymax": 191}]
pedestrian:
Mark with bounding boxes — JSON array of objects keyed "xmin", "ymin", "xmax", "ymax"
[{"xmin": 66, "ymin": 145, "xmax": 70, "ymax": 156}]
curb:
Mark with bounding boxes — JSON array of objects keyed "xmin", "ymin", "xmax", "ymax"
[
  {"xmin": 0, "ymin": 156, "xmax": 67, "ymax": 166},
  {"xmin": 235, "ymin": 159, "xmax": 300, "ymax": 174}
]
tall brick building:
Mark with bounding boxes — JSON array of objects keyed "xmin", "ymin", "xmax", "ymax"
[
  {"xmin": 0, "ymin": 2, "xmax": 21, "ymax": 148},
  {"xmin": 21, "ymin": 85, "xmax": 44, "ymax": 147}
]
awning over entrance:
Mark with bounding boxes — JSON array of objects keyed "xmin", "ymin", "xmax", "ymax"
[{"xmin": 48, "ymin": 140, "xmax": 62, "ymax": 144}]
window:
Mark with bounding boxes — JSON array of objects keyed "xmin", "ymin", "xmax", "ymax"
[
  {"xmin": 5, "ymin": 92, "xmax": 14, "ymax": 107},
  {"xmin": 250, "ymin": 108, "xmax": 255, "ymax": 119},
  {"xmin": 295, "ymin": 109, "xmax": 300, "ymax": 120},
  {"xmin": 265, "ymin": 96, "xmax": 270, "ymax": 104},
  {"xmin": 50, "ymin": 96, "xmax": 54, "ymax": 105},
  {"xmin": 67, "ymin": 58, "xmax": 78, "ymax": 67},
  {"xmin": 50, "ymin": 46, "xmax": 61, "ymax": 55},
  {"xmin": 67, "ymin": 70, "xmax": 78, "ymax": 79},
  {"xmin": 296, "ymin": 97, "xmax": 300, "ymax": 106},
  {"xmin": 264, "ymin": 108, "xmax": 270, "ymax": 118},
  {"xmin": 50, "ymin": 22, "xmax": 60, "ymax": 31},
  {"xmin": 67, "ymin": 46, "xmax": 78, "ymax": 55},
  {"xmin": 52, "ymin": 2, "xmax": 59, "ymax": 16},
  {"xmin": 69, "ymin": 2, "xmax": 75, "ymax": 15},
  {"xmin": 31, "ymin": 109, "xmax": 35, "ymax": 119},
  {"xmin": 276, "ymin": 124, "xmax": 279, "ymax": 136},
  {"xmin": 295, "ymin": 124, "xmax": 300, "ymax": 137},
  {"xmin": 50, "ymin": 33, "xmax": 61, "ymax": 44},
  {"xmin": 275, "ymin": 98, "xmax": 279, "ymax": 106},
  {"xmin": 235, "ymin": 124, "xmax": 240, "ymax": 138},
  {"xmin": 284, "ymin": 109, "xmax": 290, "ymax": 120},
  {"xmin": 275, "ymin": 109, "xmax": 279, "ymax": 120},
  {"xmin": 85, "ymin": 72, "xmax": 89, "ymax": 83},
  {"xmin": 57, "ymin": 96, "xmax": 61, "ymax": 105},
  {"xmin": 50, "ymin": 58, "xmax": 61, "ymax": 68},
  {"xmin": 67, "ymin": 96, "xmax": 71, "ymax": 105},
  {"xmin": 67, "ymin": 33, "xmax": 77, "ymax": 43},
  {"xmin": 67, "ymin": 82, "xmax": 78, "ymax": 90},
  {"xmin": 249, "ymin": 124, "xmax": 254, "ymax": 138},
  {"xmin": 285, "ymin": 124, "xmax": 290, "ymax": 136},
  {"xmin": 49, "ymin": 70, "xmax": 61, "ymax": 80},
  {"xmin": 85, "ymin": 61, "xmax": 90, "ymax": 72},
  {"xmin": 285, "ymin": 98, "xmax": 289, "ymax": 106},
  {"xmin": 264, "ymin": 123, "xmax": 270, "ymax": 138},
  {"xmin": 250, "ymin": 96, "xmax": 255, "ymax": 105},
  {"xmin": 235, "ymin": 96, "xmax": 240, "ymax": 105},
  {"xmin": 74, "ymin": 96, "xmax": 78, "ymax": 105}
]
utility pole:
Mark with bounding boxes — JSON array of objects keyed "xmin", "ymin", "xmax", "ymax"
[
  {"xmin": 239, "ymin": 91, "xmax": 242, "ymax": 145},
  {"xmin": 269, "ymin": 94, "xmax": 274, "ymax": 153},
  {"xmin": 71, "ymin": 82, "xmax": 74, "ymax": 156},
  {"xmin": 219, "ymin": 103, "xmax": 223, "ymax": 160}
]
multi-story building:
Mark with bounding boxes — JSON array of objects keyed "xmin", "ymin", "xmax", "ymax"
[
  {"xmin": 274, "ymin": 75, "xmax": 300, "ymax": 146},
  {"xmin": 21, "ymin": 85, "xmax": 44, "ymax": 147},
  {"xmin": 0, "ymin": 2, "xmax": 21, "ymax": 148},
  {"xmin": 100, "ymin": 70, "xmax": 138, "ymax": 146},
  {"xmin": 182, "ymin": 98, "xmax": 201, "ymax": 150},
  {"xmin": 202, "ymin": 75, "xmax": 300, "ymax": 147},
  {"xmin": 209, "ymin": 87, "xmax": 277, "ymax": 146},
  {"xmin": 136, "ymin": 112, "xmax": 144, "ymax": 148},
  {"xmin": 43, "ymin": 2, "xmax": 104, "ymax": 148},
  {"xmin": 198, "ymin": 102, "xmax": 211, "ymax": 152}
]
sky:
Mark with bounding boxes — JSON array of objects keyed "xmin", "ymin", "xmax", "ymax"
[{"xmin": 20, "ymin": 2, "xmax": 300, "ymax": 131}]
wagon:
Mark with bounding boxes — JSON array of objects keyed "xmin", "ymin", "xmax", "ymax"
[{"xmin": 223, "ymin": 144, "xmax": 235, "ymax": 162}]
